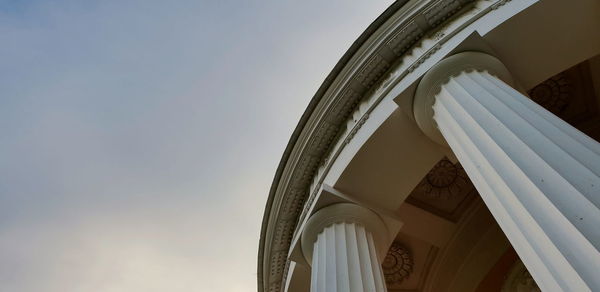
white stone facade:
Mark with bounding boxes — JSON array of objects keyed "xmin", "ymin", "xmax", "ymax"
[{"xmin": 259, "ymin": 0, "xmax": 600, "ymax": 291}]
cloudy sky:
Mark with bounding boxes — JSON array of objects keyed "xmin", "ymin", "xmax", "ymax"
[{"xmin": 0, "ymin": 1, "xmax": 392, "ymax": 291}]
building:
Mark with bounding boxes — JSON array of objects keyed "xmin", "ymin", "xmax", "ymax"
[{"xmin": 258, "ymin": 0, "xmax": 600, "ymax": 291}]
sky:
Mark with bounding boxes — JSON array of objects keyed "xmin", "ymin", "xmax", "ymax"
[{"xmin": 0, "ymin": 1, "xmax": 393, "ymax": 291}]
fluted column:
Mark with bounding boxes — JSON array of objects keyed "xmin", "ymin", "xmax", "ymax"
[
  {"xmin": 413, "ymin": 52, "xmax": 600, "ymax": 291},
  {"xmin": 301, "ymin": 203, "xmax": 390, "ymax": 292}
]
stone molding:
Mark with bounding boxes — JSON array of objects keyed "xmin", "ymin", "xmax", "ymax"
[{"xmin": 257, "ymin": 0, "xmax": 521, "ymax": 291}]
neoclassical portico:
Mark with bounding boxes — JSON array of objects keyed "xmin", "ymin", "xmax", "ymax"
[{"xmin": 259, "ymin": 0, "xmax": 600, "ymax": 291}]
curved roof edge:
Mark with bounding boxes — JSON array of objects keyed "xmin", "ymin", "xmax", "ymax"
[
  {"xmin": 258, "ymin": 0, "xmax": 474, "ymax": 290},
  {"xmin": 258, "ymin": 2, "xmax": 409, "ymax": 289}
]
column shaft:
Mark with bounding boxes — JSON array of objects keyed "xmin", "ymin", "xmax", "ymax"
[
  {"xmin": 310, "ymin": 222, "xmax": 386, "ymax": 292},
  {"xmin": 432, "ymin": 70, "xmax": 600, "ymax": 291}
]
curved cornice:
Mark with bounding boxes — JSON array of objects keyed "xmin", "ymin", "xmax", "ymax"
[{"xmin": 258, "ymin": 0, "xmax": 482, "ymax": 291}]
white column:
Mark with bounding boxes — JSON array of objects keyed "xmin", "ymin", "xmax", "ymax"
[
  {"xmin": 413, "ymin": 52, "xmax": 600, "ymax": 291},
  {"xmin": 301, "ymin": 203, "xmax": 389, "ymax": 292}
]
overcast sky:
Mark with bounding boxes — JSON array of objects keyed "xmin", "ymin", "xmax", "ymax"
[{"xmin": 0, "ymin": 1, "xmax": 393, "ymax": 291}]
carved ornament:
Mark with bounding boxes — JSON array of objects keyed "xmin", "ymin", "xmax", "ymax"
[{"xmin": 382, "ymin": 242, "xmax": 413, "ymax": 285}]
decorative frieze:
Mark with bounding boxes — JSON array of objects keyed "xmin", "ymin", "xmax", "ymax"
[
  {"xmin": 344, "ymin": 113, "xmax": 369, "ymax": 145},
  {"xmin": 356, "ymin": 54, "xmax": 391, "ymax": 88},
  {"xmin": 407, "ymin": 43, "xmax": 442, "ymax": 73},
  {"xmin": 387, "ymin": 21, "xmax": 424, "ymax": 56},
  {"xmin": 490, "ymin": 0, "xmax": 511, "ymax": 10},
  {"xmin": 306, "ymin": 122, "xmax": 339, "ymax": 157},
  {"xmin": 327, "ymin": 87, "xmax": 361, "ymax": 125},
  {"xmin": 423, "ymin": 0, "xmax": 467, "ymax": 27}
]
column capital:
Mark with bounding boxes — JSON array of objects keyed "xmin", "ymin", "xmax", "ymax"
[
  {"xmin": 301, "ymin": 203, "xmax": 390, "ymax": 265},
  {"xmin": 413, "ymin": 51, "xmax": 514, "ymax": 146}
]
